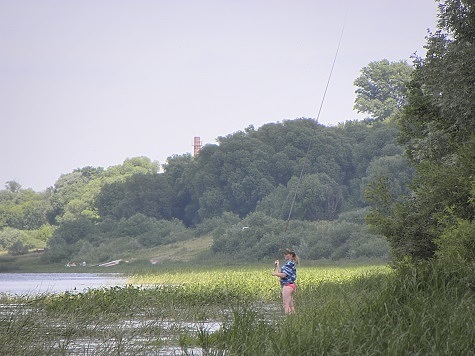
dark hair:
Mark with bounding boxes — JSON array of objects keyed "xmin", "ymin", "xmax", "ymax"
[{"xmin": 283, "ymin": 248, "xmax": 295, "ymax": 255}]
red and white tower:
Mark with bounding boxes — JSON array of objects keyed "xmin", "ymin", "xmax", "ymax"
[{"xmin": 193, "ymin": 136, "xmax": 201, "ymax": 157}]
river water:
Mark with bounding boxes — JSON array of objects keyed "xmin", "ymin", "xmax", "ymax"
[{"xmin": 0, "ymin": 273, "xmax": 128, "ymax": 296}]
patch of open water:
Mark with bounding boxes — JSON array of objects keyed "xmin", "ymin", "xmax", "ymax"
[
  {"xmin": 0, "ymin": 273, "xmax": 128, "ymax": 296},
  {"xmin": 0, "ymin": 274, "xmax": 280, "ymax": 354}
]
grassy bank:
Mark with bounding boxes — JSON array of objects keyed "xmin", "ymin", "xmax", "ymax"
[
  {"xmin": 1, "ymin": 261, "xmax": 473, "ymax": 355},
  {"xmin": 0, "ymin": 236, "xmax": 214, "ymax": 273}
]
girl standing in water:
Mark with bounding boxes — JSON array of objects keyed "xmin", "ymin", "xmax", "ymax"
[{"xmin": 271, "ymin": 248, "xmax": 299, "ymax": 315}]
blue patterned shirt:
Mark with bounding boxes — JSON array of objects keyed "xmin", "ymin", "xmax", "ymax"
[{"xmin": 280, "ymin": 260, "xmax": 296, "ymax": 286}]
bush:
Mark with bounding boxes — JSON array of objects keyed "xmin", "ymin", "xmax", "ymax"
[
  {"xmin": 8, "ymin": 241, "xmax": 29, "ymax": 255},
  {"xmin": 436, "ymin": 219, "xmax": 475, "ymax": 265},
  {"xmin": 194, "ymin": 212, "xmax": 241, "ymax": 236},
  {"xmin": 0, "ymin": 227, "xmax": 26, "ymax": 250}
]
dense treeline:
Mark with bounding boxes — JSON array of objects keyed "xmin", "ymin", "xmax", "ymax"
[
  {"xmin": 1, "ymin": 119, "xmax": 407, "ymax": 263},
  {"xmin": 366, "ymin": 0, "xmax": 475, "ymax": 267},
  {"xmin": 1, "ymin": 0, "xmax": 472, "ymax": 269}
]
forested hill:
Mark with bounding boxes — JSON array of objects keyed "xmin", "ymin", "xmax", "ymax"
[
  {"xmin": 0, "ymin": 119, "xmax": 409, "ymax": 264},
  {"xmin": 1, "ymin": 0, "xmax": 473, "ymax": 273}
]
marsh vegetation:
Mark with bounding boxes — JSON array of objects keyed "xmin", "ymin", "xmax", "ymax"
[
  {"xmin": 1, "ymin": 261, "xmax": 473, "ymax": 355},
  {"xmin": 1, "ymin": 2, "xmax": 474, "ymax": 354}
]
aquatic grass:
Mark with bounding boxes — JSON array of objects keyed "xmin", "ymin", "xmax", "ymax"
[
  {"xmin": 1, "ymin": 298, "xmax": 182, "ymax": 355},
  {"xmin": 187, "ymin": 262, "xmax": 474, "ymax": 355},
  {"xmin": 129, "ymin": 263, "xmax": 391, "ymax": 302},
  {"xmin": 1, "ymin": 262, "xmax": 473, "ymax": 354},
  {"xmin": 258, "ymin": 263, "xmax": 475, "ymax": 356}
]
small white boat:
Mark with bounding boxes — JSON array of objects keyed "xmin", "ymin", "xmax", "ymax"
[{"xmin": 97, "ymin": 259, "xmax": 122, "ymax": 267}]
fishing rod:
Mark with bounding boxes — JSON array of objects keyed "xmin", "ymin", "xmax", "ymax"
[{"xmin": 274, "ymin": 19, "xmax": 346, "ymax": 270}]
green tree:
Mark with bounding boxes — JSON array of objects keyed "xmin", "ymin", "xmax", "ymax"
[
  {"xmin": 0, "ymin": 188, "xmax": 51, "ymax": 230},
  {"xmin": 362, "ymin": 155, "xmax": 413, "ymax": 202},
  {"xmin": 354, "ymin": 59, "xmax": 413, "ymax": 122},
  {"xmin": 50, "ymin": 158, "xmax": 160, "ymax": 223},
  {"xmin": 367, "ymin": 0, "xmax": 475, "ymax": 262},
  {"xmin": 96, "ymin": 173, "xmax": 172, "ymax": 221},
  {"xmin": 338, "ymin": 120, "xmax": 404, "ymax": 210},
  {"xmin": 255, "ymin": 184, "xmax": 290, "ymax": 219},
  {"xmin": 291, "ymin": 173, "xmax": 343, "ymax": 221},
  {"xmin": 0, "ymin": 227, "xmax": 26, "ymax": 250},
  {"xmin": 198, "ymin": 188, "xmax": 226, "ymax": 220},
  {"xmin": 5, "ymin": 181, "xmax": 21, "ymax": 193},
  {"xmin": 8, "ymin": 240, "xmax": 29, "ymax": 255},
  {"xmin": 162, "ymin": 154, "xmax": 195, "ymax": 223},
  {"xmin": 189, "ymin": 132, "xmax": 275, "ymax": 221},
  {"xmin": 49, "ymin": 167, "xmax": 104, "ymax": 223},
  {"xmin": 43, "ymin": 216, "xmax": 99, "ymax": 262}
]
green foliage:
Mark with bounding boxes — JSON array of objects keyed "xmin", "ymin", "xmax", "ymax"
[
  {"xmin": 137, "ymin": 218, "xmax": 192, "ymax": 247},
  {"xmin": 8, "ymin": 240, "xmax": 29, "ymax": 255},
  {"xmin": 353, "ymin": 59, "xmax": 413, "ymax": 121},
  {"xmin": 43, "ymin": 216, "xmax": 98, "ymax": 262},
  {"xmin": 3, "ymin": 262, "xmax": 473, "ymax": 354},
  {"xmin": 4, "ymin": 180, "xmax": 22, "ymax": 193},
  {"xmin": 255, "ymin": 184, "xmax": 290, "ymax": 219},
  {"xmin": 362, "ymin": 154, "xmax": 413, "ymax": 201},
  {"xmin": 304, "ymin": 219, "xmax": 388, "ymax": 260},
  {"xmin": 297, "ymin": 173, "xmax": 343, "ymax": 220},
  {"xmin": 3, "ymin": 105, "xmax": 408, "ymax": 262},
  {"xmin": 30, "ymin": 224, "xmax": 56, "ymax": 243},
  {"xmin": 436, "ymin": 219, "xmax": 475, "ymax": 265},
  {"xmin": 50, "ymin": 158, "xmax": 159, "ymax": 223},
  {"xmin": 340, "ymin": 120, "xmax": 408, "ymax": 211},
  {"xmin": 43, "ymin": 213, "xmax": 193, "ymax": 263},
  {"xmin": 366, "ymin": 1, "xmax": 475, "ymax": 263},
  {"xmin": 0, "ymin": 227, "xmax": 25, "ymax": 250},
  {"xmin": 257, "ymin": 173, "xmax": 346, "ymax": 222},
  {"xmin": 0, "ymin": 187, "xmax": 51, "ymax": 229},
  {"xmin": 210, "ymin": 210, "xmax": 388, "ymax": 261},
  {"xmin": 211, "ymin": 212, "xmax": 285, "ymax": 258},
  {"xmin": 96, "ymin": 173, "xmax": 173, "ymax": 221},
  {"xmin": 366, "ymin": 180, "xmax": 438, "ymax": 261},
  {"xmin": 163, "ymin": 119, "xmax": 402, "ymax": 226},
  {"xmin": 49, "ymin": 166, "xmax": 104, "ymax": 223},
  {"xmin": 194, "ymin": 132, "xmax": 277, "ymax": 219},
  {"xmin": 0, "ymin": 224, "xmax": 53, "ymax": 252},
  {"xmin": 193, "ymin": 212, "xmax": 241, "ymax": 236}
]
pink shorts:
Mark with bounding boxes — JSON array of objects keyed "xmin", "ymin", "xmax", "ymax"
[{"xmin": 283, "ymin": 283, "xmax": 296, "ymax": 291}]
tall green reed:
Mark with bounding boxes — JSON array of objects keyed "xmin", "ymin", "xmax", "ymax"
[
  {"xmin": 202, "ymin": 261, "xmax": 474, "ymax": 355},
  {"xmin": 2, "ymin": 262, "xmax": 472, "ymax": 354}
]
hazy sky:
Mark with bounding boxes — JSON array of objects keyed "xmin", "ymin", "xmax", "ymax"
[{"xmin": 1, "ymin": 0, "xmax": 438, "ymax": 191}]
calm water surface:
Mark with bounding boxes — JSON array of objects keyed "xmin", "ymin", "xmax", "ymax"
[{"xmin": 0, "ymin": 273, "xmax": 128, "ymax": 296}]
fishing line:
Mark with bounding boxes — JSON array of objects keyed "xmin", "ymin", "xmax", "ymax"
[{"xmin": 275, "ymin": 19, "xmax": 346, "ymax": 266}]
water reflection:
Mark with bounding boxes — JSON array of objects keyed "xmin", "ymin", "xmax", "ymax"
[{"xmin": 0, "ymin": 273, "xmax": 128, "ymax": 296}]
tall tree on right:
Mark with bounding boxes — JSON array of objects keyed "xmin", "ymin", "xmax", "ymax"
[
  {"xmin": 353, "ymin": 59, "xmax": 413, "ymax": 122},
  {"xmin": 366, "ymin": 0, "xmax": 475, "ymax": 263}
]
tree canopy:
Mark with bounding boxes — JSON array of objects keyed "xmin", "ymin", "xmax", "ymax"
[
  {"xmin": 7, "ymin": 0, "xmax": 473, "ymax": 265},
  {"xmin": 366, "ymin": 0, "xmax": 475, "ymax": 264},
  {"xmin": 1, "ymin": 118, "xmax": 404, "ymax": 263},
  {"xmin": 353, "ymin": 59, "xmax": 413, "ymax": 122}
]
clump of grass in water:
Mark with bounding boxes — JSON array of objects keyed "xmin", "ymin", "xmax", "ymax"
[
  {"xmin": 0, "ymin": 292, "xmax": 168, "ymax": 354},
  {"xmin": 2, "ymin": 262, "xmax": 472, "ymax": 354},
  {"xmin": 202, "ymin": 262, "xmax": 474, "ymax": 355}
]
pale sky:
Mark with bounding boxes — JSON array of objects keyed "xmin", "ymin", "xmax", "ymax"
[{"xmin": 0, "ymin": 0, "xmax": 438, "ymax": 192}]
